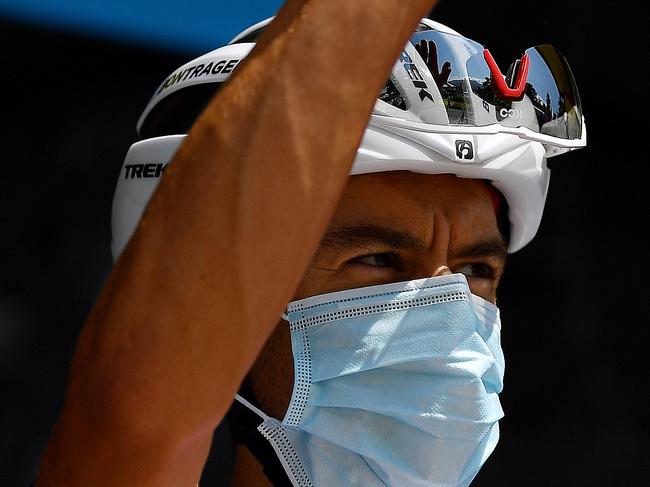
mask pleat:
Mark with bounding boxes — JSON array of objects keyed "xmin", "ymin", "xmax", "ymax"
[{"xmin": 254, "ymin": 274, "xmax": 505, "ymax": 487}]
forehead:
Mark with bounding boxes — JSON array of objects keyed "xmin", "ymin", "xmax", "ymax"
[{"xmin": 332, "ymin": 171, "xmax": 498, "ymax": 234}]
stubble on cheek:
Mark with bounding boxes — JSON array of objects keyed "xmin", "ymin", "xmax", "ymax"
[{"xmin": 247, "ymin": 320, "xmax": 295, "ymax": 420}]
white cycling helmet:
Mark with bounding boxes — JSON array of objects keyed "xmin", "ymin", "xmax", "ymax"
[{"xmin": 111, "ymin": 17, "xmax": 586, "ymax": 260}]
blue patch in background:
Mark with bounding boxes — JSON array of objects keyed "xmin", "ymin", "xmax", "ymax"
[{"xmin": 0, "ymin": 0, "xmax": 284, "ymax": 53}]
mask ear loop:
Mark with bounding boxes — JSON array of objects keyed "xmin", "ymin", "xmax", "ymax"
[
  {"xmin": 234, "ymin": 394, "xmax": 270, "ymax": 422},
  {"xmin": 233, "ymin": 311, "xmax": 290, "ymax": 421}
]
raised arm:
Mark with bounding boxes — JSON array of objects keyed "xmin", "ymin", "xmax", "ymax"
[{"xmin": 35, "ymin": 1, "xmax": 437, "ymax": 485}]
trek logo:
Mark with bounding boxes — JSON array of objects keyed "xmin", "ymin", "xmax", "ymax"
[
  {"xmin": 156, "ymin": 59, "xmax": 241, "ymax": 95},
  {"xmin": 455, "ymin": 140, "xmax": 474, "ymax": 161},
  {"xmin": 399, "ymin": 52, "xmax": 434, "ymax": 102},
  {"xmin": 124, "ymin": 163, "xmax": 168, "ymax": 179}
]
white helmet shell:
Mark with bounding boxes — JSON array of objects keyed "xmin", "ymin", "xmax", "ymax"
[{"xmin": 111, "ymin": 17, "xmax": 585, "ymax": 260}]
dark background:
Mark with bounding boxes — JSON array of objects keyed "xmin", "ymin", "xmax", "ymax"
[{"xmin": 1, "ymin": 1, "xmax": 647, "ymax": 486}]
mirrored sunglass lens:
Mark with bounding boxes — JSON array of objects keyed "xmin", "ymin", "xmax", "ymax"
[
  {"xmin": 463, "ymin": 45, "xmax": 582, "ymax": 139},
  {"xmin": 525, "ymin": 45, "xmax": 582, "ymax": 139},
  {"xmin": 407, "ymin": 31, "xmax": 483, "ymax": 125}
]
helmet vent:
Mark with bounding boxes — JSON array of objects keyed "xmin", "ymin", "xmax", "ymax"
[
  {"xmin": 379, "ymin": 79, "xmax": 407, "ymax": 111},
  {"xmin": 415, "ymin": 22, "xmax": 433, "ymax": 32},
  {"xmin": 138, "ymin": 83, "xmax": 222, "ymax": 139}
]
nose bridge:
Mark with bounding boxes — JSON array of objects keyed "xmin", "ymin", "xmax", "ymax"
[
  {"xmin": 414, "ymin": 211, "xmax": 453, "ymax": 278},
  {"xmin": 431, "ymin": 264, "xmax": 453, "ymax": 277}
]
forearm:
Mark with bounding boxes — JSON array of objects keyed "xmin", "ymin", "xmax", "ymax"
[{"xmin": 36, "ymin": 1, "xmax": 436, "ymax": 485}]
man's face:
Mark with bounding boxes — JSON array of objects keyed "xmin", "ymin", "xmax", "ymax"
[{"xmin": 249, "ymin": 171, "xmax": 507, "ymax": 419}]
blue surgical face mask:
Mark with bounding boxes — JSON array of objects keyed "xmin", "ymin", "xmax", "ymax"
[{"xmin": 236, "ymin": 273, "xmax": 505, "ymax": 487}]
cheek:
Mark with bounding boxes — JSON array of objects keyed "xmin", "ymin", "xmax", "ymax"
[
  {"xmin": 294, "ymin": 264, "xmax": 351, "ymax": 299},
  {"xmin": 466, "ymin": 278, "xmax": 498, "ymax": 303},
  {"xmin": 248, "ymin": 322, "xmax": 295, "ymax": 419},
  {"xmin": 249, "ymin": 268, "xmax": 338, "ymax": 417}
]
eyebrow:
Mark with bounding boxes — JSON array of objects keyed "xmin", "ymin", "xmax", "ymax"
[
  {"xmin": 321, "ymin": 224, "xmax": 428, "ymax": 251},
  {"xmin": 321, "ymin": 224, "xmax": 508, "ymax": 261},
  {"xmin": 449, "ymin": 239, "xmax": 508, "ymax": 263}
]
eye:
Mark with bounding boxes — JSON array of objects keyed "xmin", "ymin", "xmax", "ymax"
[
  {"xmin": 454, "ymin": 262, "xmax": 497, "ymax": 280},
  {"xmin": 350, "ymin": 252, "xmax": 400, "ymax": 269},
  {"xmin": 454, "ymin": 262, "xmax": 503, "ymax": 302}
]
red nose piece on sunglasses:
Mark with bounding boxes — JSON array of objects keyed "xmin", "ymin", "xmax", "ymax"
[{"xmin": 483, "ymin": 49, "xmax": 530, "ymax": 101}]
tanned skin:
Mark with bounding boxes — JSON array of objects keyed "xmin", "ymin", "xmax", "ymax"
[
  {"xmin": 231, "ymin": 172, "xmax": 507, "ymax": 486},
  {"xmin": 34, "ymin": 1, "xmax": 438, "ymax": 486}
]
